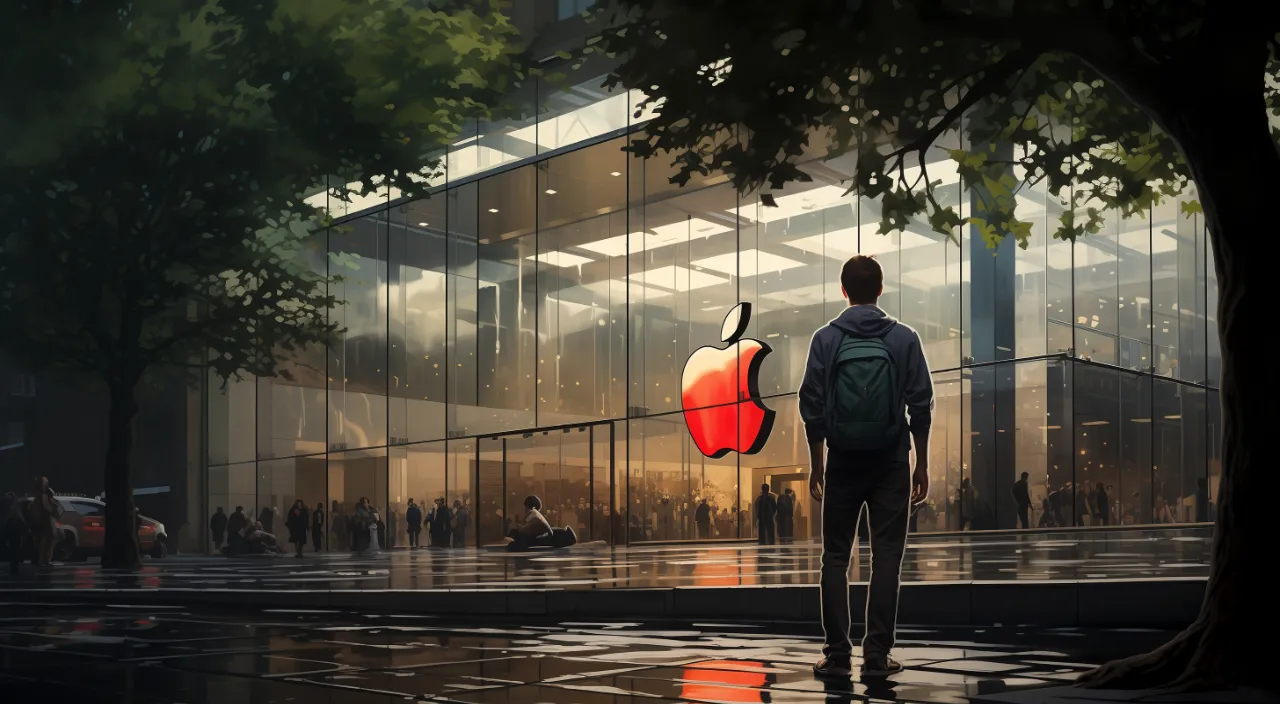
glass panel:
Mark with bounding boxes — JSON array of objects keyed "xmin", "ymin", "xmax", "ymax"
[
  {"xmin": 538, "ymin": 72, "xmax": 628, "ymax": 154},
  {"xmin": 257, "ymin": 231, "xmax": 329, "ymax": 460},
  {"xmin": 1151, "ymin": 379, "xmax": 1196, "ymax": 524},
  {"xmin": 447, "ymin": 183, "xmax": 479, "ymax": 436},
  {"xmin": 208, "ymin": 372, "xmax": 255, "ymax": 466},
  {"xmin": 1120, "ymin": 372, "xmax": 1154, "ymax": 525},
  {"xmin": 208, "ymin": 462, "xmax": 256, "ymax": 547},
  {"xmin": 477, "ymin": 436, "xmax": 505, "ymax": 545},
  {"xmin": 327, "ymin": 448, "xmax": 388, "ymax": 551},
  {"xmin": 475, "ymin": 80, "xmax": 539, "ymax": 172},
  {"xmin": 389, "ymin": 198, "xmax": 448, "ymax": 444},
  {"xmin": 257, "ymin": 456, "xmax": 327, "ymax": 549},
  {"xmin": 446, "ymin": 437, "xmax": 476, "ymax": 547},
  {"xmin": 328, "ymin": 213, "xmax": 389, "ymax": 451},
  {"xmin": 1073, "ymin": 199, "xmax": 1120, "ymax": 366},
  {"xmin": 1117, "ymin": 210, "xmax": 1153, "ymax": 372},
  {"xmin": 1074, "ymin": 365, "xmax": 1120, "ymax": 527},
  {"xmin": 632, "ymin": 169, "xmax": 740, "ymax": 417},
  {"xmin": 740, "ymin": 397, "xmax": 812, "ymax": 541},
  {"xmin": 537, "ymin": 138, "xmax": 629, "ymax": 425},
  {"xmin": 1206, "ymin": 389, "xmax": 1221, "ymax": 522},
  {"xmin": 924, "ymin": 371, "xmax": 963, "ymax": 533},
  {"xmin": 630, "ymin": 414, "xmax": 738, "ymax": 543},
  {"xmin": 475, "ymin": 166, "xmax": 537, "ymax": 434}
]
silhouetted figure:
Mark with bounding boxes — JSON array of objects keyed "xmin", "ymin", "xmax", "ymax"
[
  {"xmin": 1011, "ymin": 472, "xmax": 1032, "ymax": 529},
  {"xmin": 452, "ymin": 499, "xmax": 470, "ymax": 548},
  {"xmin": 428, "ymin": 498, "xmax": 452, "ymax": 548},
  {"xmin": 800, "ymin": 255, "xmax": 934, "ymax": 679},
  {"xmin": 754, "ymin": 484, "xmax": 778, "ymax": 545},
  {"xmin": 777, "ymin": 488, "xmax": 796, "ymax": 541},
  {"xmin": 286, "ymin": 500, "xmax": 309, "ymax": 557},
  {"xmin": 405, "ymin": 499, "xmax": 423, "ymax": 548},
  {"xmin": 209, "ymin": 507, "xmax": 228, "ymax": 551},
  {"xmin": 957, "ymin": 477, "xmax": 975, "ymax": 531},
  {"xmin": 695, "ymin": 499, "xmax": 712, "ymax": 540},
  {"xmin": 1196, "ymin": 478, "xmax": 1210, "ymax": 522},
  {"xmin": 311, "ymin": 503, "xmax": 325, "ymax": 552},
  {"xmin": 27, "ymin": 477, "xmax": 59, "ymax": 570},
  {"xmin": 226, "ymin": 506, "xmax": 248, "ymax": 553},
  {"xmin": 1092, "ymin": 483, "xmax": 1109, "ymax": 526}
]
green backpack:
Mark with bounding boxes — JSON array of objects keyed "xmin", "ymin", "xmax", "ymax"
[{"xmin": 823, "ymin": 329, "xmax": 903, "ymax": 452}]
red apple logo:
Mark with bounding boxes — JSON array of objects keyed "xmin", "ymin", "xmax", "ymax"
[{"xmin": 681, "ymin": 302, "xmax": 775, "ymax": 458}]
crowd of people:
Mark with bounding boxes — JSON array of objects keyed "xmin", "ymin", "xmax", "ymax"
[{"xmin": 210, "ymin": 496, "xmax": 473, "ymax": 555}]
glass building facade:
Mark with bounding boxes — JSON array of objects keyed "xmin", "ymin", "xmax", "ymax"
[{"xmin": 205, "ymin": 69, "xmax": 1222, "ymax": 549}]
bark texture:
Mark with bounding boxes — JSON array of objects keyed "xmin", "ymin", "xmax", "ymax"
[{"xmin": 1079, "ymin": 35, "xmax": 1280, "ymax": 691}]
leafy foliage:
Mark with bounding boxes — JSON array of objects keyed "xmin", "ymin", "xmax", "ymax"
[
  {"xmin": 0, "ymin": 0, "xmax": 525, "ymax": 385},
  {"xmin": 588, "ymin": 0, "xmax": 1280, "ymax": 248}
]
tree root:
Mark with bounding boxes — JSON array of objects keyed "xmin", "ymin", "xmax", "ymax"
[{"xmin": 1076, "ymin": 625, "xmax": 1198, "ymax": 690}]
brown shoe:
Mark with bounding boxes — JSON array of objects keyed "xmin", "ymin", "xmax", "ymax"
[
  {"xmin": 813, "ymin": 656, "xmax": 853, "ymax": 679},
  {"xmin": 861, "ymin": 656, "xmax": 904, "ymax": 676}
]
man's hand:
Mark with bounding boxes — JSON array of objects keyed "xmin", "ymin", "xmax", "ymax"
[
  {"xmin": 809, "ymin": 469, "xmax": 825, "ymax": 503},
  {"xmin": 911, "ymin": 464, "xmax": 929, "ymax": 504}
]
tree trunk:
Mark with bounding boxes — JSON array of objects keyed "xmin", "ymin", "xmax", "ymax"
[
  {"xmin": 100, "ymin": 377, "xmax": 142, "ymax": 570},
  {"xmin": 1080, "ymin": 45, "xmax": 1280, "ymax": 691}
]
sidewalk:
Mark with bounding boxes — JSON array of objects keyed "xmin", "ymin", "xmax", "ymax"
[{"xmin": 0, "ymin": 526, "xmax": 1211, "ymax": 627}]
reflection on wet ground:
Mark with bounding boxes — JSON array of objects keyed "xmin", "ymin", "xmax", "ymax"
[
  {"xmin": 0, "ymin": 602, "xmax": 1180, "ymax": 703},
  {"xmin": 0, "ymin": 527, "xmax": 1210, "ymax": 592}
]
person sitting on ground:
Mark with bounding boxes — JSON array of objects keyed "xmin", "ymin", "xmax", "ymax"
[
  {"xmin": 506, "ymin": 495, "xmax": 554, "ymax": 551},
  {"xmin": 241, "ymin": 520, "xmax": 280, "ymax": 554}
]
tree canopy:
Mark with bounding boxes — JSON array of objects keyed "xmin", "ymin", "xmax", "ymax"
[
  {"xmin": 0, "ymin": 0, "xmax": 527, "ymax": 569},
  {"xmin": 0, "ymin": 0, "xmax": 524, "ymax": 386},
  {"xmin": 589, "ymin": 0, "xmax": 1279, "ymax": 249}
]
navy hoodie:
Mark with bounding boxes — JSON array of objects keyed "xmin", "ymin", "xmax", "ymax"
[{"xmin": 798, "ymin": 305, "xmax": 935, "ymax": 464}]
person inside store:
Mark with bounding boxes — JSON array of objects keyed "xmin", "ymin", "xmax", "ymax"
[
  {"xmin": 224, "ymin": 506, "xmax": 248, "ymax": 554},
  {"xmin": 754, "ymin": 484, "xmax": 778, "ymax": 545},
  {"xmin": 210, "ymin": 507, "xmax": 228, "ymax": 551},
  {"xmin": 311, "ymin": 502, "xmax": 325, "ymax": 552},
  {"xmin": 428, "ymin": 497, "xmax": 452, "ymax": 548},
  {"xmin": 695, "ymin": 498, "xmax": 712, "ymax": 539},
  {"xmin": 405, "ymin": 498, "xmax": 423, "ymax": 548},
  {"xmin": 241, "ymin": 520, "xmax": 280, "ymax": 554},
  {"xmin": 452, "ymin": 499, "xmax": 470, "ymax": 548},
  {"xmin": 286, "ymin": 500, "xmax": 309, "ymax": 557}
]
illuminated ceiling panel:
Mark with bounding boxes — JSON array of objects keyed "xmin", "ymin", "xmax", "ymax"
[
  {"xmin": 637, "ymin": 265, "xmax": 729, "ymax": 292},
  {"xmin": 528, "ymin": 251, "xmax": 595, "ymax": 268},
  {"xmin": 783, "ymin": 227, "xmax": 937, "ymax": 259},
  {"xmin": 574, "ymin": 218, "xmax": 733, "ymax": 258},
  {"xmin": 737, "ymin": 185, "xmax": 849, "ymax": 223},
  {"xmin": 691, "ymin": 249, "xmax": 805, "ymax": 277}
]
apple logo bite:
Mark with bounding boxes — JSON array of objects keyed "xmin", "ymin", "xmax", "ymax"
[{"xmin": 680, "ymin": 302, "xmax": 776, "ymax": 458}]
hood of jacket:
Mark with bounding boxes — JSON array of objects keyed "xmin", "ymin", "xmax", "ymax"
[{"xmin": 830, "ymin": 304, "xmax": 897, "ymax": 338}]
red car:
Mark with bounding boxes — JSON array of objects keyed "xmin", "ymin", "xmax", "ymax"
[{"xmin": 18, "ymin": 495, "xmax": 168, "ymax": 560}]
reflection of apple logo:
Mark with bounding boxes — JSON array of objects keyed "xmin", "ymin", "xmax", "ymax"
[{"xmin": 681, "ymin": 303, "xmax": 775, "ymax": 458}]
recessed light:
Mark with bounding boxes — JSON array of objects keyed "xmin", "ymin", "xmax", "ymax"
[
  {"xmin": 610, "ymin": 171, "xmax": 621, "ymax": 177},
  {"xmin": 545, "ymin": 189, "xmax": 557, "ymax": 195},
  {"xmin": 417, "ymin": 222, "xmax": 429, "ymax": 227},
  {"xmin": 488, "ymin": 208, "xmax": 499, "ymax": 213}
]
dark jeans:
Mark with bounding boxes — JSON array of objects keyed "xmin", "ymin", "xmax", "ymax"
[
  {"xmin": 312, "ymin": 530, "xmax": 323, "ymax": 552},
  {"xmin": 1017, "ymin": 505, "xmax": 1030, "ymax": 529},
  {"xmin": 757, "ymin": 520, "xmax": 776, "ymax": 545},
  {"xmin": 408, "ymin": 528, "xmax": 420, "ymax": 547},
  {"xmin": 820, "ymin": 461, "xmax": 911, "ymax": 663}
]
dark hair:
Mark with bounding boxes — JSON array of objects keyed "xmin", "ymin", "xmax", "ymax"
[
  {"xmin": 1021, "ymin": 472, "xmax": 1029, "ymax": 480},
  {"xmin": 235, "ymin": 506, "xmax": 243, "ymax": 512},
  {"xmin": 524, "ymin": 495, "xmax": 542, "ymax": 510},
  {"xmin": 761, "ymin": 483, "xmax": 770, "ymax": 492},
  {"xmin": 840, "ymin": 255, "xmax": 884, "ymax": 304}
]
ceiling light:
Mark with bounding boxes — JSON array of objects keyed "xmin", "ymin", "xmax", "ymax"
[
  {"xmin": 1164, "ymin": 414, "xmax": 1182, "ymax": 420},
  {"xmin": 610, "ymin": 171, "xmax": 621, "ymax": 177},
  {"xmin": 1080, "ymin": 420, "xmax": 1109, "ymax": 426},
  {"xmin": 527, "ymin": 251, "xmax": 594, "ymax": 268},
  {"xmin": 691, "ymin": 249, "xmax": 804, "ymax": 277},
  {"xmin": 488, "ymin": 208, "xmax": 499, "ymax": 213},
  {"xmin": 417, "ymin": 222, "xmax": 429, "ymax": 227},
  {"xmin": 545, "ymin": 189, "xmax": 557, "ymax": 195}
]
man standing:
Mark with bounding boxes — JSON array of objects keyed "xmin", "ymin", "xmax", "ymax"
[
  {"xmin": 1011, "ymin": 472, "xmax": 1032, "ymax": 529},
  {"xmin": 405, "ymin": 499, "xmax": 422, "ymax": 548},
  {"xmin": 311, "ymin": 502, "xmax": 325, "ymax": 552},
  {"xmin": 209, "ymin": 507, "xmax": 228, "ymax": 551},
  {"xmin": 753, "ymin": 484, "xmax": 778, "ymax": 545},
  {"xmin": 800, "ymin": 255, "xmax": 933, "ymax": 678},
  {"xmin": 694, "ymin": 499, "xmax": 712, "ymax": 540},
  {"xmin": 776, "ymin": 488, "xmax": 796, "ymax": 541},
  {"xmin": 452, "ymin": 499, "xmax": 470, "ymax": 548}
]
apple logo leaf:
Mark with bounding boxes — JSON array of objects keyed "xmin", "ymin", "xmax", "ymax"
[{"xmin": 721, "ymin": 302, "xmax": 751, "ymax": 343}]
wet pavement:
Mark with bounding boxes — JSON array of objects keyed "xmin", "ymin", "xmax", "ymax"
[
  {"xmin": 0, "ymin": 526, "xmax": 1211, "ymax": 592},
  {"xmin": 0, "ymin": 602, "xmax": 1198, "ymax": 703}
]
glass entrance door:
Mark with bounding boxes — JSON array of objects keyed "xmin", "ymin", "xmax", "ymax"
[{"xmin": 476, "ymin": 421, "xmax": 617, "ymax": 547}]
